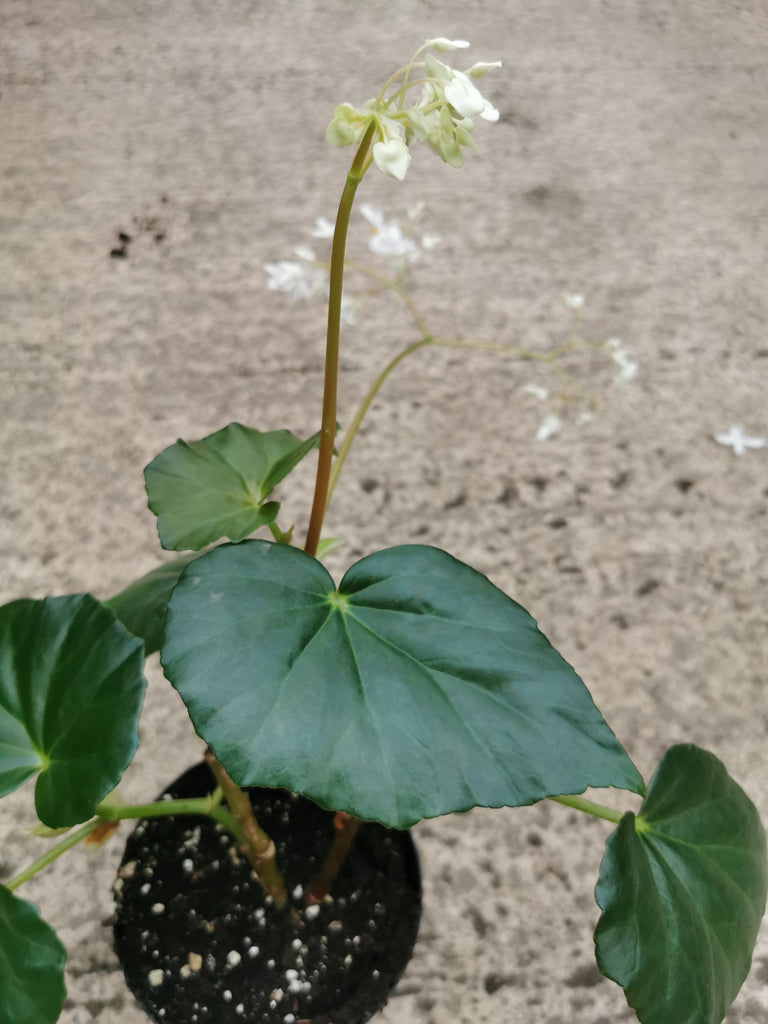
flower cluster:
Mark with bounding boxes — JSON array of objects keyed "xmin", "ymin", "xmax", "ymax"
[
  {"xmin": 265, "ymin": 206, "xmax": 439, "ymax": 319},
  {"xmin": 523, "ymin": 294, "xmax": 639, "ymax": 441},
  {"xmin": 264, "ymin": 246, "xmax": 327, "ymax": 303},
  {"xmin": 326, "ymin": 38, "xmax": 501, "ymax": 180}
]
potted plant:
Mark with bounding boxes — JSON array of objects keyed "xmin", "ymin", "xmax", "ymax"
[{"xmin": 0, "ymin": 37, "xmax": 765, "ymax": 1024}]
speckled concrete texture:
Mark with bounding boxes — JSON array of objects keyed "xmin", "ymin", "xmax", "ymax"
[{"xmin": 2, "ymin": 2, "xmax": 767, "ymax": 1022}]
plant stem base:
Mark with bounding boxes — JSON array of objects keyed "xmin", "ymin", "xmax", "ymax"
[{"xmin": 112, "ymin": 763, "xmax": 421, "ymax": 1024}]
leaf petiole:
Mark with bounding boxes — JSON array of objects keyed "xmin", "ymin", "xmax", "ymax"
[
  {"xmin": 5, "ymin": 820, "xmax": 103, "ymax": 892},
  {"xmin": 549, "ymin": 793, "xmax": 625, "ymax": 825},
  {"xmin": 6, "ymin": 792, "xmax": 262, "ymax": 895}
]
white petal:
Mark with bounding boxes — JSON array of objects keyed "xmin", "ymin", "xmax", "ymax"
[
  {"xmin": 421, "ymin": 232, "xmax": 442, "ymax": 250},
  {"xmin": 479, "ymin": 98, "xmax": 500, "ymax": 122},
  {"xmin": 714, "ymin": 426, "xmax": 766, "ymax": 454},
  {"xmin": 444, "ymin": 72, "xmax": 488, "ymax": 118},
  {"xmin": 264, "ymin": 261, "xmax": 303, "ymax": 292},
  {"xmin": 524, "ymin": 384, "xmax": 549, "ymax": 401},
  {"xmin": 616, "ymin": 361, "xmax": 638, "ymax": 383},
  {"xmin": 467, "ymin": 61, "xmax": 502, "ymax": 78},
  {"xmin": 425, "ymin": 37, "xmax": 471, "ymax": 51},
  {"xmin": 424, "ymin": 52, "xmax": 453, "ymax": 82},
  {"xmin": 360, "ymin": 204, "xmax": 386, "ymax": 230},
  {"xmin": 372, "ymin": 138, "xmax": 412, "ymax": 181},
  {"xmin": 535, "ymin": 413, "xmax": 561, "ymax": 441},
  {"xmin": 311, "ymin": 216, "xmax": 334, "ymax": 239},
  {"xmin": 563, "ymin": 292, "xmax": 584, "ymax": 310}
]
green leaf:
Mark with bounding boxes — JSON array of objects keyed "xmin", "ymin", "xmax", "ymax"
[
  {"xmin": 144, "ymin": 422, "xmax": 322, "ymax": 550},
  {"xmin": 104, "ymin": 552, "xmax": 200, "ymax": 654},
  {"xmin": 162, "ymin": 541, "xmax": 643, "ymax": 828},
  {"xmin": 594, "ymin": 744, "xmax": 768, "ymax": 1024},
  {"xmin": 0, "ymin": 885, "xmax": 66, "ymax": 1024},
  {"xmin": 0, "ymin": 594, "xmax": 147, "ymax": 827}
]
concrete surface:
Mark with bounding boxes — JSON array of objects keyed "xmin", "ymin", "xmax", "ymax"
[{"xmin": 1, "ymin": 1, "xmax": 767, "ymax": 1022}]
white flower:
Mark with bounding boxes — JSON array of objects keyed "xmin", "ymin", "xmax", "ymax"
[
  {"xmin": 372, "ymin": 137, "xmax": 411, "ymax": 181},
  {"xmin": 563, "ymin": 292, "xmax": 584, "ymax": 311},
  {"xmin": 423, "ymin": 53, "xmax": 499, "ymax": 121},
  {"xmin": 524, "ymin": 384, "xmax": 549, "ymax": 401},
  {"xmin": 421, "ymin": 232, "xmax": 442, "ymax": 250},
  {"xmin": 311, "ymin": 216, "xmax": 334, "ymax": 239},
  {"xmin": 407, "ymin": 103, "xmax": 479, "ymax": 168},
  {"xmin": 325, "ymin": 39, "xmax": 501, "ymax": 179},
  {"xmin": 614, "ymin": 354, "xmax": 638, "ymax": 383},
  {"xmin": 325, "ymin": 102, "xmax": 372, "ymax": 148},
  {"xmin": 605, "ymin": 338, "xmax": 638, "ymax": 384},
  {"xmin": 360, "ymin": 204, "xmax": 420, "ymax": 264},
  {"xmin": 264, "ymin": 248, "xmax": 326, "ymax": 301},
  {"xmin": 466, "ymin": 61, "xmax": 503, "ymax": 79},
  {"xmin": 424, "ymin": 37, "xmax": 470, "ymax": 52},
  {"xmin": 535, "ymin": 413, "xmax": 561, "ymax": 441},
  {"xmin": 713, "ymin": 425, "xmax": 766, "ymax": 456}
]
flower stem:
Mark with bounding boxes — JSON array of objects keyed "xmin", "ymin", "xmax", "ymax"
[
  {"xmin": 325, "ymin": 324, "xmax": 598, "ymax": 509},
  {"xmin": 304, "ymin": 123, "xmax": 375, "ymax": 557},
  {"xmin": 327, "ymin": 338, "xmax": 432, "ymax": 506},
  {"xmin": 549, "ymin": 793, "xmax": 624, "ymax": 825}
]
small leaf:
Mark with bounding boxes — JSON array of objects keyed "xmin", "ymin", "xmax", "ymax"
[
  {"xmin": 315, "ymin": 536, "xmax": 345, "ymax": 560},
  {"xmin": 595, "ymin": 744, "xmax": 768, "ymax": 1024},
  {"xmin": 0, "ymin": 885, "xmax": 67, "ymax": 1024},
  {"xmin": 162, "ymin": 541, "xmax": 643, "ymax": 828},
  {"xmin": 104, "ymin": 552, "xmax": 200, "ymax": 654},
  {"xmin": 144, "ymin": 422, "xmax": 322, "ymax": 550},
  {"xmin": 0, "ymin": 594, "xmax": 147, "ymax": 827}
]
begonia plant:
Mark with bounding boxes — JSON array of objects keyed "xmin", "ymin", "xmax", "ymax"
[{"xmin": 0, "ymin": 38, "xmax": 765, "ymax": 1024}]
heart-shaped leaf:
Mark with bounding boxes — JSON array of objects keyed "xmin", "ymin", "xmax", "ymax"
[
  {"xmin": 104, "ymin": 552, "xmax": 200, "ymax": 654},
  {"xmin": 0, "ymin": 885, "xmax": 66, "ymax": 1024},
  {"xmin": 595, "ymin": 744, "xmax": 768, "ymax": 1024},
  {"xmin": 144, "ymin": 423, "xmax": 322, "ymax": 550},
  {"xmin": 0, "ymin": 594, "xmax": 147, "ymax": 827},
  {"xmin": 162, "ymin": 541, "xmax": 643, "ymax": 828}
]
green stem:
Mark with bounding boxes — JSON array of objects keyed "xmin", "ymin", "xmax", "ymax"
[
  {"xmin": 4, "ymin": 795, "xmax": 244, "ymax": 894},
  {"xmin": 326, "ymin": 326, "xmax": 596, "ymax": 509},
  {"xmin": 5, "ymin": 820, "xmax": 102, "ymax": 892},
  {"xmin": 304, "ymin": 121, "xmax": 375, "ymax": 558},
  {"xmin": 96, "ymin": 796, "xmax": 246, "ymax": 838},
  {"xmin": 327, "ymin": 338, "xmax": 433, "ymax": 505},
  {"xmin": 204, "ymin": 748, "xmax": 287, "ymax": 908},
  {"xmin": 549, "ymin": 793, "xmax": 624, "ymax": 825}
]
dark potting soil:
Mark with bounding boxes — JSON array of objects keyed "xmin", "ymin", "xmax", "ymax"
[{"xmin": 113, "ymin": 763, "xmax": 421, "ymax": 1024}]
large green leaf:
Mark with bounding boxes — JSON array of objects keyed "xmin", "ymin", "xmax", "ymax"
[
  {"xmin": 144, "ymin": 422, "xmax": 322, "ymax": 550},
  {"xmin": 595, "ymin": 744, "xmax": 768, "ymax": 1024},
  {"xmin": 0, "ymin": 594, "xmax": 146, "ymax": 827},
  {"xmin": 104, "ymin": 552, "xmax": 200, "ymax": 654},
  {"xmin": 162, "ymin": 541, "xmax": 643, "ymax": 828},
  {"xmin": 0, "ymin": 885, "xmax": 66, "ymax": 1024}
]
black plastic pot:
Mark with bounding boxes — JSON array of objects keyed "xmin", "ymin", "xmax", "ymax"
[{"xmin": 113, "ymin": 763, "xmax": 422, "ymax": 1024}]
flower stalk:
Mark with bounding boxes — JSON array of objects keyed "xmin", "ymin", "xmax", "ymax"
[{"xmin": 304, "ymin": 121, "xmax": 375, "ymax": 557}]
